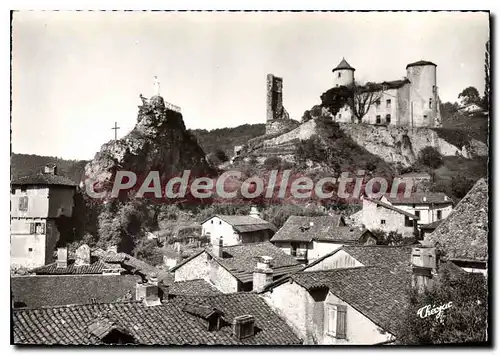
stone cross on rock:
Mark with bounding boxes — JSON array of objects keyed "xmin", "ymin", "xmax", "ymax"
[
  {"xmin": 111, "ymin": 121, "xmax": 120, "ymax": 140},
  {"xmin": 153, "ymin": 76, "xmax": 160, "ymax": 96}
]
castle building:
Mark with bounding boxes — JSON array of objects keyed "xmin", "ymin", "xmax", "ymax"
[
  {"xmin": 10, "ymin": 164, "xmax": 77, "ymax": 269},
  {"xmin": 331, "ymin": 58, "xmax": 441, "ymax": 128}
]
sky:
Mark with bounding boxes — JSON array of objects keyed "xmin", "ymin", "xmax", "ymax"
[{"xmin": 11, "ymin": 11, "xmax": 489, "ymax": 160}]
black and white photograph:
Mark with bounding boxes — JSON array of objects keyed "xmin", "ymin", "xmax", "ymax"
[{"xmin": 9, "ymin": 9, "xmax": 490, "ymax": 346}]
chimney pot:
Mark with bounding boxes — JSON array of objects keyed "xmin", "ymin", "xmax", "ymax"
[
  {"xmin": 233, "ymin": 315, "xmax": 255, "ymax": 340},
  {"xmin": 212, "ymin": 236, "xmax": 224, "ymax": 258},
  {"xmin": 43, "ymin": 164, "xmax": 57, "ymax": 175}
]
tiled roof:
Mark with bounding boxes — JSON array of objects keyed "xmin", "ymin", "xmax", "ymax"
[
  {"xmin": 303, "ymin": 245, "xmax": 413, "ymax": 273},
  {"xmin": 11, "ymin": 173, "xmax": 78, "ymax": 187},
  {"xmin": 171, "ymin": 242, "xmax": 302, "ymax": 283},
  {"xmin": 383, "ymin": 192, "xmax": 452, "ymax": 205},
  {"xmin": 11, "ymin": 274, "xmax": 140, "ymax": 308},
  {"xmin": 168, "ymin": 279, "xmax": 221, "ymax": 296},
  {"xmin": 425, "ymin": 178, "xmax": 488, "ymax": 262},
  {"xmin": 31, "ymin": 259, "xmax": 122, "ymax": 275},
  {"xmin": 12, "ymin": 293, "xmax": 302, "ymax": 345},
  {"xmin": 270, "ymin": 215, "xmax": 346, "ymax": 242},
  {"xmin": 210, "ymin": 242, "xmax": 302, "ymax": 283},
  {"xmin": 358, "ymin": 79, "xmax": 411, "ymax": 93},
  {"xmin": 211, "ymin": 215, "xmax": 277, "ymax": 233},
  {"xmin": 289, "ymin": 267, "xmax": 410, "ymax": 335},
  {"xmin": 332, "ymin": 58, "xmax": 355, "ymax": 72},
  {"xmin": 406, "ymin": 60, "xmax": 437, "ymax": 69},
  {"xmin": 400, "ymin": 172, "xmax": 432, "ymax": 178},
  {"xmin": 365, "ymin": 198, "xmax": 418, "ymax": 219}
]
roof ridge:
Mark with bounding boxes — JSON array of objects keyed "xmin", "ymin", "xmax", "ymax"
[{"xmin": 13, "ymin": 300, "xmax": 142, "ymax": 312}]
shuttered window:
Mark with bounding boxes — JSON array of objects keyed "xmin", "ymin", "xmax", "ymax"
[
  {"xmin": 326, "ymin": 304, "xmax": 347, "ymax": 339},
  {"xmin": 336, "ymin": 305, "xmax": 347, "ymax": 339},
  {"xmin": 29, "ymin": 222, "xmax": 35, "ymax": 234},
  {"xmin": 19, "ymin": 196, "xmax": 28, "ymax": 211}
]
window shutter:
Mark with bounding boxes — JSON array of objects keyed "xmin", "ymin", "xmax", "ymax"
[
  {"xmin": 336, "ymin": 305, "xmax": 347, "ymax": 339},
  {"xmin": 40, "ymin": 223, "xmax": 45, "ymax": 234},
  {"xmin": 29, "ymin": 222, "xmax": 35, "ymax": 234}
]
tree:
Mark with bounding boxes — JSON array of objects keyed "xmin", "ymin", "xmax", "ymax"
[
  {"xmin": 348, "ymin": 82, "xmax": 383, "ymax": 123},
  {"xmin": 483, "ymin": 40, "xmax": 490, "ymax": 110},
  {"xmin": 370, "ymin": 229, "xmax": 416, "ymax": 246},
  {"xmin": 395, "ymin": 270, "xmax": 487, "ymax": 344},
  {"xmin": 418, "ymin": 146, "xmax": 443, "ymax": 169},
  {"xmin": 133, "ymin": 239, "xmax": 164, "ymax": 266},
  {"xmin": 214, "ymin": 149, "xmax": 229, "ymax": 163},
  {"xmin": 458, "ymin": 86, "xmax": 481, "ymax": 106}
]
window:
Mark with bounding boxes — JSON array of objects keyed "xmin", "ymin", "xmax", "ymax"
[
  {"xmin": 386, "ymin": 114, "xmax": 391, "ymax": 124},
  {"xmin": 10, "ymin": 187, "xmax": 15, "ymax": 194},
  {"xmin": 19, "ymin": 196, "xmax": 28, "ymax": 211},
  {"xmin": 338, "ymin": 114, "xmax": 342, "ymax": 119},
  {"xmin": 338, "ymin": 72, "xmax": 342, "ymax": 78},
  {"xmin": 35, "ymin": 222, "xmax": 45, "ymax": 234},
  {"xmin": 219, "ymin": 221, "xmax": 222, "ymax": 225},
  {"xmin": 325, "ymin": 304, "xmax": 347, "ymax": 339},
  {"xmin": 405, "ymin": 216, "xmax": 414, "ymax": 227},
  {"xmin": 28, "ymin": 248, "xmax": 33, "ymax": 252},
  {"xmin": 375, "ymin": 99, "xmax": 381, "ymax": 106},
  {"xmin": 429, "ymin": 98, "xmax": 433, "ymax": 109},
  {"xmin": 423, "ymin": 115, "xmax": 428, "ymax": 119},
  {"xmin": 381, "ymin": 219, "xmax": 386, "ymax": 225},
  {"xmin": 415, "ymin": 211, "xmax": 421, "ymax": 219},
  {"xmin": 21, "ymin": 186, "xmax": 27, "ymax": 192},
  {"xmin": 437, "ymin": 210, "xmax": 442, "ymax": 220},
  {"xmin": 211, "ymin": 220, "xmax": 213, "ymax": 224},
  {"xmin": 412, "ymin": 204, "xmax": 416, "ymax": 208},
  {"xmin": 386, "ymin": 99, "xmax": 391, "ymax": 108},
  {"xmin": 376, "ymin": 115, "xmax": 381, "ymax": 124}
]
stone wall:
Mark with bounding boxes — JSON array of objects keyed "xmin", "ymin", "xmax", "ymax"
[{"xmin": 265, "ymin": 119, "xmax": 300, "ymax": 136}]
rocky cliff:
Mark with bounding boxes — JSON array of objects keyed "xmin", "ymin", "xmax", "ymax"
[
  {"xmin": 84, "ymin": 95, "xmax": 215, "ymax": 188},
  {"xmin": 253, "ymin": 119, "xmax": 487, "ymax": 167}
]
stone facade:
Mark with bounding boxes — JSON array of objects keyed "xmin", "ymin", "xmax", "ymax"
[{"xmin": 361, "ymin": 198, "xmax": 416, "ymax": 237}]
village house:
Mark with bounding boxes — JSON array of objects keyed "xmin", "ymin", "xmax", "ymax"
[
  {"xmin": 458, "ymin": 102, "xmax": 486, "ymax": 115},
  {"xmin": 201, "ymin": 207, "xmax": 277, "ymax": 246},
  {"xmin": 10, "ymin": 164, "xmax": 77, "ymax": 268},
  {"xmin": 261, "ymin": 266, "xmax": 408, "ymax": 345},
  {"xmin": 11, "ymin": 245, "xmax": 173, "ymax": 308},
  {"xmin": 260, "ymin": 243, "xmax": 464, "ymax": 344},
  {"xmin": 12, "ymin": 289, "xmax": 302, "ymax": 345},
  {"xmin": 379, "ymin": 192, "xmax": 453, "ymax": 225},
  {"xmin": 170, "ymin": 241, "xmax": 302, "ymax": 293},
  {"xmin": 424, "ymin": 178, "xmax": 488, "ymax": 275},
  {"xmin": 270, "ymin": 215, "xmax": 377, "ymax": 264},
  {"xmin": 331, "ymin": 58, "xmax": 441, "ymax": 128},
  {"xmin": 361, "ymin": 197, "xmax": 419, "ymax": 238}
]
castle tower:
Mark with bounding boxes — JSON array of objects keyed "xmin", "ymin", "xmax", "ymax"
[
  {"xmin": 332, "ymin": 58, "xmax": 355, "ymax": 87},
  {"xmin": 406, "ymin": 60, "xmax": 440, "ymax": 127}
]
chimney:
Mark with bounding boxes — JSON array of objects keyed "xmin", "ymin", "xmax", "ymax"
[
  {"xmin": 411, "ymin": 246, "xmax": 437, "ymax": 293},
  {"xmin": 249, "ymin": 206, "xmax": 261, "ymax": 219},
  {"xmin": 309, "ymin": 221, "xmax": 314, "ymax": 227},
  {"xmin": 75, "ymin": 244, "xmax": 91, "ymax": 266},
  {"xmin": 106, "ymin": 245, "xmax": 118, "ymax": 253},
  {"xmin": 232, "ymin": 315, "xmax": 255, "ymax": 340},
  {"xmin": 212, "ymin": 236, "xmax": 224, "ymax": 258},
  {"xmin": 56, "ymin": 247, "xmax": 68, "ymax": 268},
  {"xmin": 253, "ymin": 256, "xmax": 273, "ymax": 292},
  {"xmin": 136, "ymin": 278, "xmax": 161, "ymax": 307},
  {"xmin": 444, "ymin": 195, "xmax": 449, "ymax": 201},
  {"xmin": 423, "ymin": 196, "xmax": 427, "ymax": 202},
  {"xmin": 43, "ymin": 163, "xmax": 57, "ymax": 175}
]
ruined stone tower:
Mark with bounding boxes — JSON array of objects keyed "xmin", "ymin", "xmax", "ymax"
[{"xmin": 265, "ymin": 74, "xmax": 298, "ymax": 135}]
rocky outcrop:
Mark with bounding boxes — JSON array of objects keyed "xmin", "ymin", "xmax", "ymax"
[
  {"xmin": 337, "ymin": 123, "xmax": 488, "ymax": 166},
  {"xmin": 84, "ymin": 95, "xmax": 215, "ymax": 188}
]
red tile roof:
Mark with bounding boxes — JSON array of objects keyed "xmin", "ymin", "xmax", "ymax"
[{"xmin": 12, "ymin": 293, "xmax": 302, "ymax": 345}]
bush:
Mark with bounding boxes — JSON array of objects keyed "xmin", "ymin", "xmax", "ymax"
[
  {"xmin": 263, "ymin": 156, "xmax": 282, "ymax": 170},
  {"xmin": 371, "ymin": 229, "xmax": 416, "ymax": 245},
  {"xmin": 133, "ymin": 239, "xmax": 164, "ymax": 266},
  {"xmin": 418, "ymin": 147, "xmax": 443, "ymax": 169}
]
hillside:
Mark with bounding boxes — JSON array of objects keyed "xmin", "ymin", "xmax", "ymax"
[
  {"xmin": 11, "ymin": 153, "xmax": 88, "ymax": 183},
  {"xmin": 191, "ymin": 123, "xmax": 265, "ymax": 158}
]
